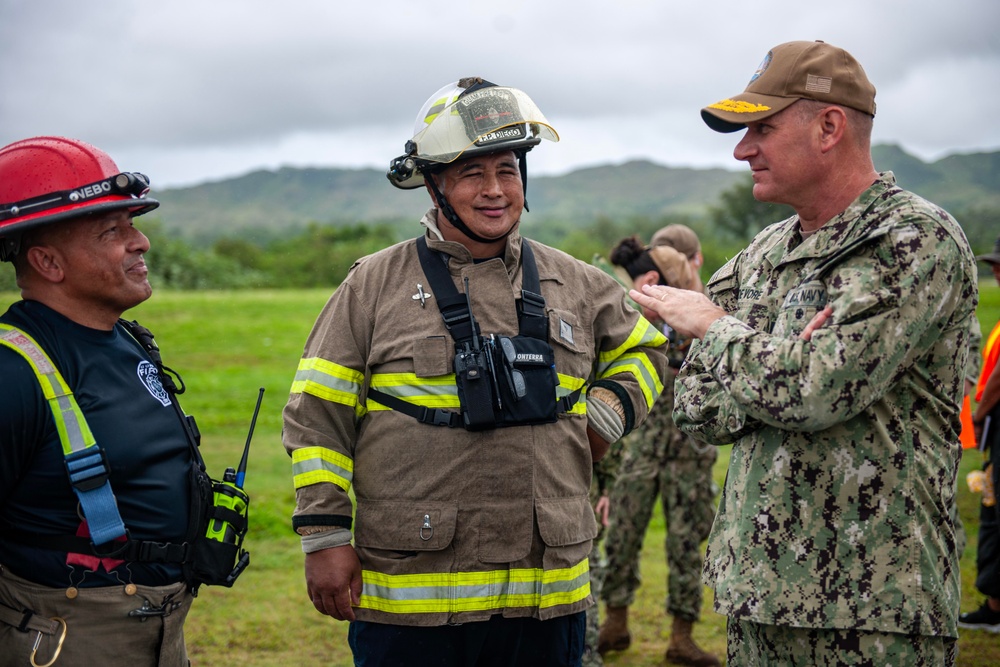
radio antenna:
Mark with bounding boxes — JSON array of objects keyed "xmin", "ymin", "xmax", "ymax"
[{"xmin": 236, "ymin": 387, "xmax": 264, "ymax": 489}]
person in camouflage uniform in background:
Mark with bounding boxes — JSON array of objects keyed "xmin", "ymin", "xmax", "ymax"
[
  {"xmin": 630, "ymin": 41, "xmax": 977, "ymax": 666},
  {"xmin": 597, "ymin": 229, "xmax": 722, "ymax": 667},
  {"xmin": 581, "ymin": 254, "xmax": 634, "ymax": 667},
  {"xmin": 582, "ymin": 450, "xmax": 624, "ymax": 667}
]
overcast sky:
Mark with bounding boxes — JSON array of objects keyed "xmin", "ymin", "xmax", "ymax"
[{"xmin": 2, "ymin": 0, "xmax": 998, "ymax": 189}]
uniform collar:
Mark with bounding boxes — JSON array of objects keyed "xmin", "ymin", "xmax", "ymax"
[
  {"xmin": 769, "ymin": 172, "xmax": 898, "ymax": 267},
  {"xmin": 420, "ymin": 207, "xmax": 523, "ymax": 277}
]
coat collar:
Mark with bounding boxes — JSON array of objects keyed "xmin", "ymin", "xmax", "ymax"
[{"xmin": 420, "ymin": 207, "xmax": 523, "ymax": 278}]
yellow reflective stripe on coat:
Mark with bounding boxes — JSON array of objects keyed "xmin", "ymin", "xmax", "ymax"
[
  {"xmin": 596, "ymin": 319, "xmax": 666, "ymax": 409},
  {"xmin": 358, "ymin": 559, "xmax": 590, "ymax": 615},
  {"xmin": 557, "ymin": 373, "xmax": 587, "ymax": 415},
  {"xmin": 601, "ymin": 352, "xmax": 664, "ymax": 410},
  {"xmin": 291, "ymin": 357, "xmax": 365, "ymax": 415},
  {"xmin": 291, "ymin": 446, "xmax": 354, "ymax": 491},
  {"xmin": 0, "ymin": 324, "xmax": 97, "ymax": 456},
  {"xmin": 367, "ymin": 372, "xmax": 590, "ymax": 415},
  {"xmin": 366, "ymin": 372, "xmax": 460, "ymax": 411}
]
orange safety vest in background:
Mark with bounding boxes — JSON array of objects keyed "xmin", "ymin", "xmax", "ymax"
[
  {"xmin": 977, "ymin": 321, "xmax": 1000, "ymax": 401},
  {"xmin": 962, "ymin": 320, "xmax": 1000, "ymax": 448}
]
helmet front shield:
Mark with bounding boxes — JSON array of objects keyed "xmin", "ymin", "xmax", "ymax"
[
  {"xmin": 388, "ymin": 86, "xmax": 558, "ymax": 189},
  {"xmin": 415, "ymin": 86, "xmax": 558, "ymax": 164}
]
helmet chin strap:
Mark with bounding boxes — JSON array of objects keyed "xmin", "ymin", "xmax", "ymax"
[
  {"xmin": 425, "ymin": 172, "xmax": 515, "ymax": 245},
  {"xmin": 424, "ymin": 150, "xmax": 532, "ymax": 246}
]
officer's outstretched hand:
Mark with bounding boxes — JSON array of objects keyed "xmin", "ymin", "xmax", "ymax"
[
  {"xmin": 305, "ymin": 545, "xmax": 363, "ymax": 621},
  {"xmin": 629, "ymin": 284, "xmax": 726, "ymax": 340}
]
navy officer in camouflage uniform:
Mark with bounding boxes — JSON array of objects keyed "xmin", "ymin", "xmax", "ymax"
[{"xmin": 630, "ymin": 40, "xmax": 977, "ymax": 665}]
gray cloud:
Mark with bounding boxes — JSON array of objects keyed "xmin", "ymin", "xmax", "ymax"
[{"xmin": 2, "ymin": 0, "xmax": 998, "ymax": 187}]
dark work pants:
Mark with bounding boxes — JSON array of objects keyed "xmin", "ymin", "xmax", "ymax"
[
  {"xmin": 976, "ymin": 403, "xmax": 1000, "ymax": 598},
  {"xmin": 348, "ymin": 611, "xmax": 586, "ymax": 667}
]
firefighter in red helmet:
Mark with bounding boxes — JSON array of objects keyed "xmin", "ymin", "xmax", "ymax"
[
  {"xmin": 0, "ymin": 137, "xmax": 206, "ymax": 667},
  {"xmin": 0, "ymin": 136, "xmax": 159, "ymax": 261}
]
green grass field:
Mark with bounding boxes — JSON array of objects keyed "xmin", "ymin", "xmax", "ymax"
[{"xmin": 3, "ymin": 283, "xmax": 999, "ymax": 666}]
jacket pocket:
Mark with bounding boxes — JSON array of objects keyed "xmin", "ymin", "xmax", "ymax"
[
  {"xmin": 412, "ymin": 336, "xmax": 453, "ymax": 378},
  {"xmin": 355, "ymin": 499, "xmax": 457, "ymax": 552},
  {"xmin": 478, "ymin": 499, "xmax": 535, "ymax": 563},
  {"xmin": 547, "ymin": 309, "xmax": 591, "ymax": 392},
  {"xmin": 772, "ymin": 280, "xmax": 828, "ymax": 337},
  {"xmin": 547, "ymin": 309, "xmax": 585, "ymax": 355},
  {"xmin": 535, "ymin": 496, "xmax": 598, "ymax": 547}
]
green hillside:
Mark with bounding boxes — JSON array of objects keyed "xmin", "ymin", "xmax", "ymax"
[
  {"xmin": 872, "ymin": 144, "xmax": 1000, "ymax": 211},
  {"xmin": 149, "ymin": 145, "xmax": 1000, "ymax": 243},
  {"xmin": 527, "ymin": 160, "xmax": 745, "ymax": 219}
]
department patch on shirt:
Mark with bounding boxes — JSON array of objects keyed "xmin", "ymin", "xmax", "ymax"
[
  {"xmin": 782, "ymin": 281, "xmax": 828, "ymax": 309},
  {"xmin": 137, "ymin": 360, "xmax": 172, "ymax": 406}
]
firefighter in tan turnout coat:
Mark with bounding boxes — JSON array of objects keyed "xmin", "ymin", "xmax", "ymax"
[{"xmin": 282, "ymin": 77, "xmax": 669, "ymax": 667}]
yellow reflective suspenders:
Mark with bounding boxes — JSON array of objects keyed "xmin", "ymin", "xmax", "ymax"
[{"xmin": 0, "ymin": 324, "xmax": 126, "ymax": 545}]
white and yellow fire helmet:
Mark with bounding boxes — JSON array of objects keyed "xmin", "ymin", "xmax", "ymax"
[{"xmin": 387, "ymin": 77, "xmax": 559, "ymax": 190}]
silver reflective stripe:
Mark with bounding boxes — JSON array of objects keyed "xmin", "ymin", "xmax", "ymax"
[
  {"xmin": 290, "ymin": 357, "xmax": 364, "ymax": 409},
  {"xmin": 53, "ymin": 393, "xmax": 90, "ymax": 454},
  {"xmin": 294, "ymin": 367, "xmax": 361, "ymax": 393},
  {"xmin": 291, "ymin": 447, "xmax": 353, "ymax": 490},
  {"xmin": 358, "ymin": 560, "xmax": 591, "ymax": 615},
  {"xmin": 368, "ymin": 372, "xmax": 459, "ymax": 410}
]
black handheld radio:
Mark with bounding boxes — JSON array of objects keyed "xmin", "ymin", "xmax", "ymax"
[{"xmin": 198, "ymin": 387, "xmax": 263, "ymax": 587}]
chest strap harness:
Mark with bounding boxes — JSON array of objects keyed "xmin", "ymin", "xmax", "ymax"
[
  {"xmin": 0, "ymin": 324, "xmax": 127, "ymax": 546},
  {"xmin": 368, "ymin": 237, "xmax": 580, "ymax": 429},
  {"xmin": 0, "ymin": 322, "xmax": 203, "ymax": 565},
  {"xmin": 0, "ymin": 321, "xmax": 249, "ymax": 588}
]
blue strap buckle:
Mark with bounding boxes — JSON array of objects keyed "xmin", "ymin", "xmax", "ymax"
[
  {"xmin": 63, "ymin": 446, "xmax": 126, "ymax": 545},
  {"xmin": 64, "ymin": 448, "xmax": 110, "ymax": 492}
]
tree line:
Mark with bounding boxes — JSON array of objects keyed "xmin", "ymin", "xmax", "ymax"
[{"xmin": 1, "ymin": 176, "xmax": 997, "ymax": 293}]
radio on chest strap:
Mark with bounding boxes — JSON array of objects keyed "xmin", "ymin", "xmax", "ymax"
[{"xmin": 369, "ymin": 236, "xmax": 579, "ymax": 430}]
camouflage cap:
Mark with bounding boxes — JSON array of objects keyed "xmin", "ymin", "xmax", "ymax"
[
  {"xmin": 977, "ymin": 235, "xmax": 1000, "ymax": 265},
  {"xmin": 650, "ymin": 223, "xmax": 700, "ymax": 259},
  {"xmin": 701, "ymin": 40, "xmax": 877, "ymax": 133}
]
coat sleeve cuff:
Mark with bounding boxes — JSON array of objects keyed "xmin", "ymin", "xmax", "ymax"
[
  {"xmin": 301, "ymin": 527, "xmax": 353, "ymax": 553},
  {"xmin": 587, "ymin": 386, "xmax": 626, "ymax": 443}
]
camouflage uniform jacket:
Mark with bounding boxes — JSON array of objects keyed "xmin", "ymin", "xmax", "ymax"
[
  {"xmin": 673, "ymin": 172, "xmax": 978, "ymax": 637},
  {"xmin": 283, "ymin": 212, "xmax": 668, "ymax": 626}
]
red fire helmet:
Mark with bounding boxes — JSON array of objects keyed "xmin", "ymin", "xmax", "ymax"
[{"xmin": 0, "ymin": 136, "xmax": 159, "ymax": 259}]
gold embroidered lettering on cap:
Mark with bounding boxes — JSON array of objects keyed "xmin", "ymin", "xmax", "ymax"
[{"xmin": 708, "ymin": 100, "xmax": 772, "ymax": 114}]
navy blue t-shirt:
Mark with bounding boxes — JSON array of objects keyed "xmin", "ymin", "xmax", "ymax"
[{"xmin": 0, "ymin": 300, "xmax": 193, "ymax": 587}]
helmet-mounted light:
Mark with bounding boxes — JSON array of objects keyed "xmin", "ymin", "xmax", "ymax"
[{"xmin": 0, "ymin": 172, "xmax": 153, "ymax": 223}]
